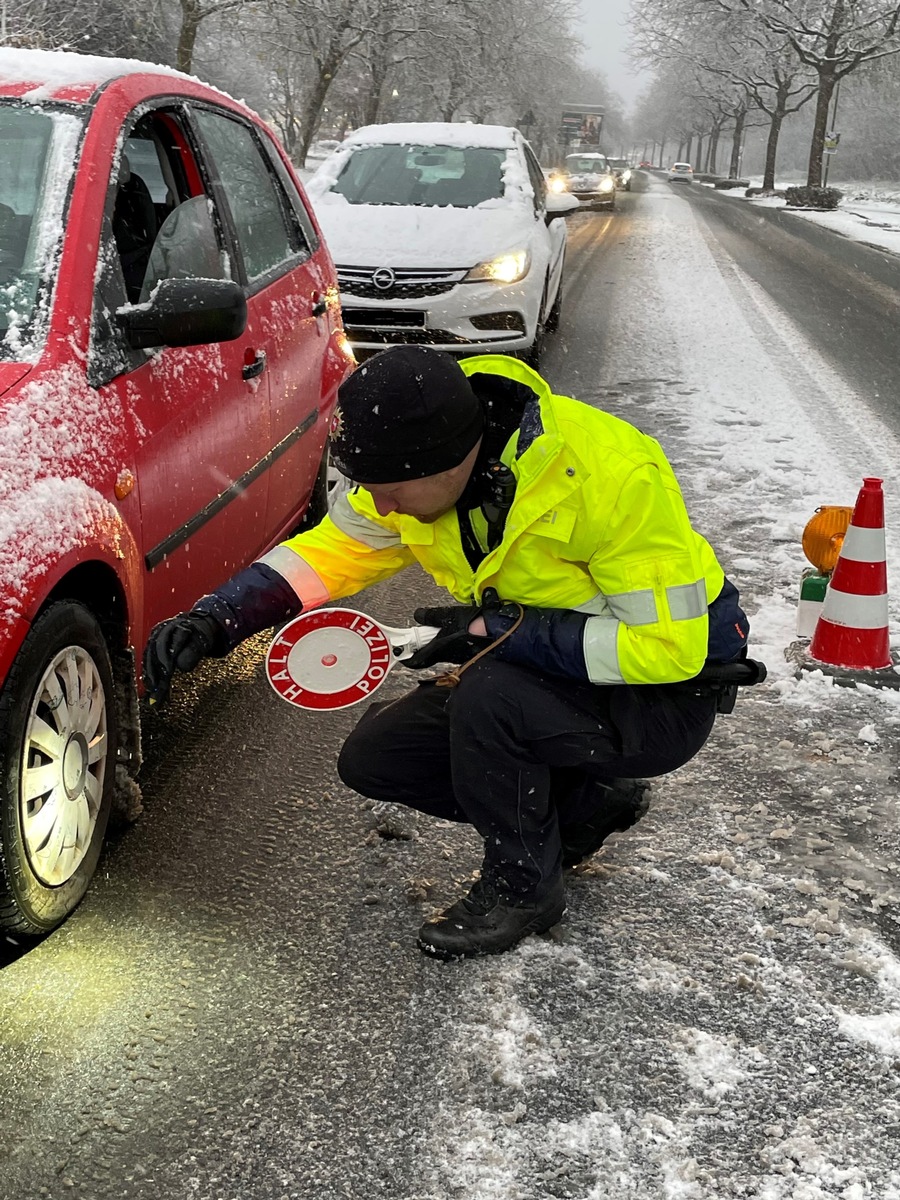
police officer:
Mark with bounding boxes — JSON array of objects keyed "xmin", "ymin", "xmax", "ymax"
[{"xmin": 144, "ymin": 346, "xmax": 753, "ymax": 960}]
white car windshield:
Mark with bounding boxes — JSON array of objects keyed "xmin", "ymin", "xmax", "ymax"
[
  {"xmin": 331, "ymin": 143, "xmax": 506, "ymax": 207},
  {"xmin": 0, "ymin": 102, "xmax": 82, "ymax": 361},
  {"xmin": 566, "ymin": 155, "xmax": 608, "ymax": 174}
]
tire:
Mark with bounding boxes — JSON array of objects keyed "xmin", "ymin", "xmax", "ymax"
[
  {"xmin": 0, "ymin": 602, "xmax": 117, "ymax": 935},
  {"xmin": 546, "ymin": 263, "xmax": 564, "ymax": 333},
  {"xmin": 296, "ymin": 452, "xmax": 330, "ymax": 532},
  {"xmin": 525, "ymin": 278, "xmax": 550, "ymax": 368}
]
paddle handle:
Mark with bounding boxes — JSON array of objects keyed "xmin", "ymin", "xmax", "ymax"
[{"xmin": 382, "ymin": 623, "xmax": 441, "ymax": 661}]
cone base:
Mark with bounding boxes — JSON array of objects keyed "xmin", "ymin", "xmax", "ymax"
[
  {"xmin": 809, "ymin": 618, "xmax": 891, "ymax": 672},
  {"xmin": 786, "ymin": 641, "xmax": 900, "ymax": 690}
]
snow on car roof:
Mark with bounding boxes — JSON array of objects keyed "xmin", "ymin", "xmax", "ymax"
[
  {"xmin": 0, "ymin": 47, "xmax": 197, "ymax": 102},
  {"xmin": 344, "ymin": 121, "xmax": 518, "ymax": 149}
]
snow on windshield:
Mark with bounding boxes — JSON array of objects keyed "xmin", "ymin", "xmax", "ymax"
[
  {"xmin": 306, "ymin": 140, "xmax": 534, "ymax": 266},
  {"xmin": 341, "ymin": 121, "xmax": 516, "ymax": 150},
  {"xmin": 0, "ymin": 104, "xmax": 83, "ymax": 362},
  {"xmin": 330, "ymin": 144, "xmax": 506, "ymax": 208}
]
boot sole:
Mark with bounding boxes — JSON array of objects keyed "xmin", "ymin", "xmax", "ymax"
[{"xmin": 417, "ymin": 901, "xmax": 568, "ymax": 961}]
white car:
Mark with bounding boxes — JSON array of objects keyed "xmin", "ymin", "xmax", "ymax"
[
  {"xmin": 560, "ymin": 153, "xmax": 617, "ymax": 210},
  {"xmin": 305, "ymin": 122, "xmax": 578, "ymax": 362},
  {"xmin": 668, "ymin": 162, "xmax": 694, "ymax": 183}
]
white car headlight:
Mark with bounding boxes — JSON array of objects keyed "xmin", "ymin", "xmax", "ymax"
[
  {"xmin": 622, "ymin": 170, "xmax": 631, "ymax": 182},
  {"xmin": 465, "ymin": 249, "xmax": 531, "ymax": 284},
  {"xmin": 548, "ymin": 176, "xmax": 568, "ymax": 193},
  {"xmin": 599, "ymin": 177, "xmax": 615, "ymax": 193}
]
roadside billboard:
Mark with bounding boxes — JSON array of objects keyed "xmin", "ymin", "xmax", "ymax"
[{"xmin": 560, "ymin": 105, "xmax": 604, "ymax": 147}]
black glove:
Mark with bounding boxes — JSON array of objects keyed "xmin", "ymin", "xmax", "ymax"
[
  {"xmin": 143, "ymin": 611, "xmax": 227, "ymax": 705},
  {"xmin": 404, "ymin": 588, "xmax": 504, "ymax": 670}
]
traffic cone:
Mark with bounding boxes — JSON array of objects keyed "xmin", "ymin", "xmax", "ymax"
[{"xmin": 809, "ymin": 477, "xmax": 891, "ymax": 671}]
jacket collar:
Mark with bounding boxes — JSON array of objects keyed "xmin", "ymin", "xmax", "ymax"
[{"xmin": 459, "ymin": 355, "xmax": 591, "ymax": 583}]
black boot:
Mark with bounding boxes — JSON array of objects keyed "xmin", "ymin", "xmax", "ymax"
[
  {"xmin": 417, "ymin": 873, "xmax": 566, "ymax": 960},
  {"xmin": 560, "ymin": 779, "xmax": 652, "ymax": 868}
]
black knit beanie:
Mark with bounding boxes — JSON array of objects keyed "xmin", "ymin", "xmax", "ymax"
[{"xmin": 328, "ymin": 346, "xmax": 484, "ymax": 483}]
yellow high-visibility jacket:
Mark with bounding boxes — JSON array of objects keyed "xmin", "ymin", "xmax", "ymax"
[{"xmin": 255, "ymin": 355, "xmax": 727, "ymax": 685}]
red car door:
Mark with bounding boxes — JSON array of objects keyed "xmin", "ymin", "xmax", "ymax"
[
  {"xmin": 189, "ymin": 107, "xmax": 334, "ymax": 539},
  {"xmin": 89, "ymin": 104, "xmax": 273, "ymax": 634}
]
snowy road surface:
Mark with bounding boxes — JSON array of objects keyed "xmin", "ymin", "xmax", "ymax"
[{"xmin": 1, "ymin": 174, "xmax": 899, "ymax": 1200}]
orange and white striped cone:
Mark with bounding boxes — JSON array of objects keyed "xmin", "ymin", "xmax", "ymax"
[{"xmin": 809, "ymin": 477, "xmax": 891, "ymax": 671}]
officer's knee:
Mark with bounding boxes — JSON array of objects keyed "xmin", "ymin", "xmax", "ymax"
[
  {"xmin": 337, "ymin": 720, "xmax": 382, "ymax": 798},
  {"xmin": 448, "ymin": 658, "xmax": 522, "ymax": 734}
]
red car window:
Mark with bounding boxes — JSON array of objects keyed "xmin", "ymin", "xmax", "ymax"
[
  {"xmin": 111, "ymin": 109, "xmax": 227, "ymax": 305},
  {"xmin": 192, "ymin": 107, "xmax": 303, "ymax": 286}
]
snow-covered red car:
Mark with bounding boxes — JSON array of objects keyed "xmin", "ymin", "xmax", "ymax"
[
  {"xmin": 0, "ymin": 48, "xmax": 353, "ymax": 935},
  {"xmin": 305, "ymin": 122, "xmax": 578, "ymax": 362}
]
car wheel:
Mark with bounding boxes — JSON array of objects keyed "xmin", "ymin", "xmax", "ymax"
[
  {"xmin": 0, "ymin": 602, "xmax": 117, "ymax": 935},
  {"xmin": 296, "ymin": 452, "xmax": 330, "ymax": 532},
  {"xmin": 524, "ymin": 279, "xmax": 550, "ymax": 367},
  {"xmin": 546, "ymin": 265, "xmax": 564, "ymax": 333}
]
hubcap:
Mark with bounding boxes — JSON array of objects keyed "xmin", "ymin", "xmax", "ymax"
[{"xmin": 19, "ymin": 646, "xmax": 108, "ymax": 887}]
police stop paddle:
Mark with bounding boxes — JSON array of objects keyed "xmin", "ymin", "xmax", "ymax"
[{"xmin": 265, "ymin": 608, "xmax": 440, "ymax": 710}]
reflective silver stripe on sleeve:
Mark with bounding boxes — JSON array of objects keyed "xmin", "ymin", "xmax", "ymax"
[
  {"xmin": 606, "ymin": 588, "xmax": 658, "ymax": 626},
  {"xmin": 257, "ymin": 546, "xmax": 331, "ymax": 609},
  {"xmin": 667, "ymin": 580, "xmax": 708, "ymax": 621},
  {"xmin": 575, "ymin": 592, "xmax": 613, "ymax": 617},
  {"xmin": 329, "ymin": 491, "xmax": 403, "ymax": 550},
  {"xmin": 582, "ymin": 616, "xmax": 624, "ymax": 684}
]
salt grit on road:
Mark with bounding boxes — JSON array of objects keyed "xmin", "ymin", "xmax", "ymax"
[{"xmin": 411, "ymin": 189, "xmax": 900, "ymax": 1199}]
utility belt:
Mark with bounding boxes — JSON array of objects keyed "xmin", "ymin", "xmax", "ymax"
[{"xmin": 670, "ymin": 658, "xmax": 768, "ymax": 714}]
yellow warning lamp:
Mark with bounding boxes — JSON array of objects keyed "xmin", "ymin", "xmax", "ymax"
[{"xmin": 801, "ymin": 506, "xmax": 854, "ymax": 573}]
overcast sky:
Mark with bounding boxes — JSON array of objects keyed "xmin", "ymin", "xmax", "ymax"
[{"xmin": 576, "ymin": 0, "xmax": 649, "ymax": 109}]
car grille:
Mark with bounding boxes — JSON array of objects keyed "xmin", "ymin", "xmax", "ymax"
[
  {"xmin": 340, "ymin": 312, "xmax": 472, "ymax": 346},
  {"xmin": 337, "ymin": 265, "xmax": 467, "ymax": 300},
  {"xmin": 341, "ymin": 308, "xmax": 426, "ymax": 329}
]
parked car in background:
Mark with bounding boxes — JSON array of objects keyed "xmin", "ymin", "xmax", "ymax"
[
  {"xmin": 668, "ymin": 162, "xmax": 694, "ymax": 183},
  {"xmin": 558, "ymin": 152, "xmax": 617, "ymax": 210},
  {"xmin": 606, "ymin": 156, "xmax": 633, "ymax": 190},
  {"xmin": 0, "ymin": 48, "xmax": 354, "ymax": 935},
  {"xmin": 306, "ymin": 122, "xmax": 578, "ymax": 362}
]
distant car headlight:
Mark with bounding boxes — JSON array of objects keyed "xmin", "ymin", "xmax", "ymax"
[
  {"xmin": 598, "ymin": 177, "xmax": 615, "ymax": 193},
  {"xmin": 548, "ymin": 176, "xmax": 568, "ymax": 193},
  {"xmin": 465, "ymin": 249, "xmax": 531, "ymax": 284}
]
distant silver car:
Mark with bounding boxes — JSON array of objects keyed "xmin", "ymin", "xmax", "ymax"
[
  {"xmin": 606, "ymin": 157, "xmax": 633, "ymax": 191},
  {"xmin": 668, "ymin": 162, "xmax": 694, "ymax": 183}
]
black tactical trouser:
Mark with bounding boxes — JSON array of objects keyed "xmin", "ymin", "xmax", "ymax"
[{"xmin": 337, "ymin": 659, "xmax": 718, "ymax": 897}]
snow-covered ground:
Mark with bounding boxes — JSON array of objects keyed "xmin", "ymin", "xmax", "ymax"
[
  {"xmin": 704, "ymin": 176, "xmax": 900, "ymax": 258},
  {"xmin": 402, "ymin": 186, "xmax": 900, "ymax": 1199}
]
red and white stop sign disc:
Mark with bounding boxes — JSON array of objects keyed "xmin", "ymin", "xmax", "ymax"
[{"xmin": 266, "ymin": 608, "xmax": 395, "ymax": 710}]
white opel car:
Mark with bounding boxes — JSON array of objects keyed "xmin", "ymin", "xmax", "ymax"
[{"xmin": 305, "ymin": 122, "xmax": 578, "ymax": 362}]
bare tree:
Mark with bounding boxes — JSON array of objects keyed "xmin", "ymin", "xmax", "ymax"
[{"xmin": 734, "ymin": 0, "xmax": 900, "ymax": 185}]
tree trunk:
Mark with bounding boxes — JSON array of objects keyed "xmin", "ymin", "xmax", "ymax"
[
  {"xmin": 762, "ymin": 110, "xmax": 784, "ymax": 191},
  {"xmin": 729, "ymin": 110, "xmax": 745, "ymax": 178},
  {"xmin": 695, "ymin": 135, "xmax": 703, "ymax": 170},
  {"xmin": 297, "ymin": 57, "xmax": 342, "ymax": 164},
  {"xmin": 807, "ymin": 70, "xmax": 836, "ymax": 186},
  {"xmin": 176, "ymin": 0, "xmax": 202, "ymax": 73},
  {"xmin": 706, "ymin": 121, "xmax": 721, "ymax": 173}
]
